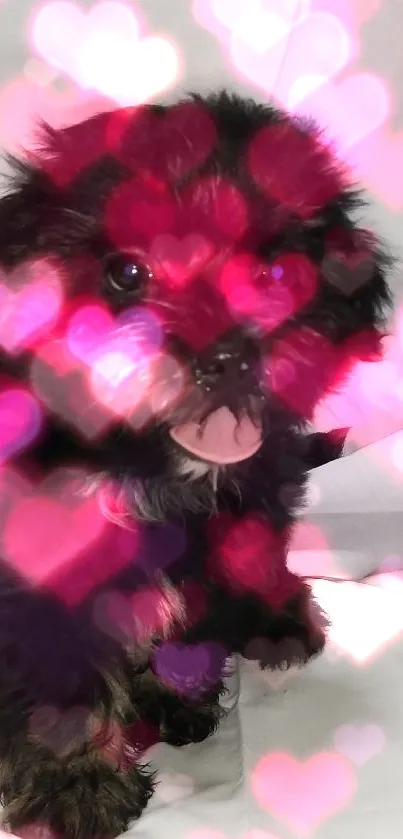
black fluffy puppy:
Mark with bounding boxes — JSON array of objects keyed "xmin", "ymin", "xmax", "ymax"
[{"xmin": 0, "ymin": 91, "xmax": 393, "ymax": 838}]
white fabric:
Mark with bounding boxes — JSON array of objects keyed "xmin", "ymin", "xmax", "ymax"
[{"xmin": 127, "ymin": 431, "xmax": 403, "ymax": 839}]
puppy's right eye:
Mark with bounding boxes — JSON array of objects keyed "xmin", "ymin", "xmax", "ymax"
[{"xmin": 105, "ymin": 254, "xmax": 154, "ymax": 295}]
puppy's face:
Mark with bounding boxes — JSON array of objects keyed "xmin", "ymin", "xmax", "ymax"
[{"xmin": 0, "ymin": 92, "xmax": 391, "ymax": 514}]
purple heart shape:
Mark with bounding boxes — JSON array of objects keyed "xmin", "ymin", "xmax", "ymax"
[{"xmin": 152, "ymin": 641, "xmax": 227, "ymax": 696}]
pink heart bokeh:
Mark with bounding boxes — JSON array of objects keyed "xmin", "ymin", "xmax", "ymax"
[
  {"xmin": 193, "ymin": 0, "xmax": 402, "ymax": 209},
  {"xmin": 333, "ymin": 723, "xmax": 386, "ymax": 766},
  {"xmin": 195, "ymin": 1, "xmax": 352, "ymax": 105},
  {"xmin": 291, "ymin": 72, "xmax": 389, "ymax": 153},
  {"xmin": 251, "ymin": 751, "xmax": 356, "ymax": 834},
  {"xmin": 0, "ymin": 74, "xmax": 114, "ymax": 155},
  {"xmin": 0, "ymin": 261, "xmax": 63, "ymax": 354},
  {"xmin": 0, "ymin": 467, "xmax": 140, "ymax": 605},
  {"xmin": 65, "ymin": 303, "xmax": 162, "ymax": 418},
  {"xmin": 150, "ymin": 234, "xmax": 216, "ymax": 289}
]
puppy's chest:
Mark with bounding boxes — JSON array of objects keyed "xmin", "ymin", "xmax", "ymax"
[{"xmin": 110, "ymin": 486, "xmax": 284, "ymax": 597}]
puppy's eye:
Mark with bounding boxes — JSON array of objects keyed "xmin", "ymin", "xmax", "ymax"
[{"xmin": 105, "ymin": 255, "xmax": 154, "ymax": 294}]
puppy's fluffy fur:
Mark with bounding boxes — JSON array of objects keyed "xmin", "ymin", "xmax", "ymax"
[{"xmin": 0, "ymin": 91, "xmax": 393, "ymax": 838}]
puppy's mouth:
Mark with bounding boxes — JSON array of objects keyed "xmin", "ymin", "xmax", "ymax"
[{"xmin": 169, "ymin": 407, "xmax": 263, "ymax": 464}]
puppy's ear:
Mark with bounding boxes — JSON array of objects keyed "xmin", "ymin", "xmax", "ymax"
[
  {"xmin": 305, "ymin": 428, "xmax": 350, "ymax": 469},
  {"xmin": 0, "ymin": 154, "xmax": 60, "ymax": 267}
]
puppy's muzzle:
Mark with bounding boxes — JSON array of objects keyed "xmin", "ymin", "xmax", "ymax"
[{"xmin": 192, "ymin": 331, "xmax": 262, "ymax": 394}]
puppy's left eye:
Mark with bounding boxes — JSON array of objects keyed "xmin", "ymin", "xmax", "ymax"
[{"xmin": 105, "ymin": 254, "xmax": 154, "ymax": 294}]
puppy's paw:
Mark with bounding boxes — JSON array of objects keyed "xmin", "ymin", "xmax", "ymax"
[
  {"xmin": 244, "ymin": 584, "xmax": 328, "ymax": 671},
  {"xmin": 159, "ymin": 697, "xmax": 224, "ymax": 747}
]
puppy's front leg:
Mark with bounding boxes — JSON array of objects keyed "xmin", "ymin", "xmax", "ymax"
[
  {"xmin": 201, "ymin": 512, "xmax": 329, "ymax": 670},
  {"xmin": 0, "ymin": 683, "xmax": 157, "ymax": 839},
  {"xmin": 181, "ymin": 573, "xmax": 328, "ymax": 672},
  {"xmin": 0, "ymin": 612, "xmax": 154, "ymax": 839}
]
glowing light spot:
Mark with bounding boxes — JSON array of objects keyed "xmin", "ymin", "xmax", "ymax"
[
  {"xmin": 233, "ymin": 10, "xmax": 288, "ymax": 54},
  {"xmin": 67, "ymin": 304, "xmax": 162, "ymax": 368},
  {"xmin": 90, "ymin": 350, "xmax": 152, "ymax": 417},
  {"xmin": 312, "ymin": 579, "xmax": 403, "ymax": 663},
  {"xmin": 67, "ymin": 303, "xmax": 165, "ymax": 419},
  {"xmin": 92, "ymin": 351, "xmax": 139, "ymax": 389},
  {"xmin": 288, "ymin": 73, "xmax": 328, "ymax": 108},
  {"xmin": 67, "ymin": 305, "xmax": 116, "ymax": 364},
  {"xmin": 31, "ymin": 1, "xmax": 179, "ymax": 105}
]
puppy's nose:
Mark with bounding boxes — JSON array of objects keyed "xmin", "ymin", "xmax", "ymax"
[{"xmin": 194, "ymin": 335, "xmax": 259, "ymax": 392}]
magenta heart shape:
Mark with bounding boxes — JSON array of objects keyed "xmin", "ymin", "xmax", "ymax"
[
  {"xmin": 252, "ymin": 751, "xmax": 357, "ymax": 833},
  {"xmin": 150, "ymin": 233, "xmax": 214, "ymax": 288},
  {"xmin": 0, "ymin": 389, "xmax": 43, "ymax": 463}
]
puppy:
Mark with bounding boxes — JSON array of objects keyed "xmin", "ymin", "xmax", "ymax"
[{"xmin": 0, "ymin": 90, "xmax": 393, "ymax": 838}]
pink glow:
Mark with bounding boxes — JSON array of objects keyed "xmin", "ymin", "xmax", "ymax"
[
  {"xmin": 0, "ymin": 260, "xmax": 63, "ymax": 354},
  {"xmin": 2, "ymin": 470, "xmax": 105, "ymax": 588},
  {"xmin": 292, "ymin": 72, "xmax": 390, "ymax": 153},
  {"xmin": 66, "ymin": 303, "xmax": 164, "ymax": 419},
  {"xmin": 0, "ymin": 467, "xmax": 142, "ymax": 604},
  {"xmin": 251, "ymin": 751, "xmax": 356, "ymax": 834},
  {"xmin": 333, "ymin": 723, "xmax": 386, "ymax": 766},
  {"xmin": 0, "ymin": 389, "xmax": 43, "ymax": 463}
]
